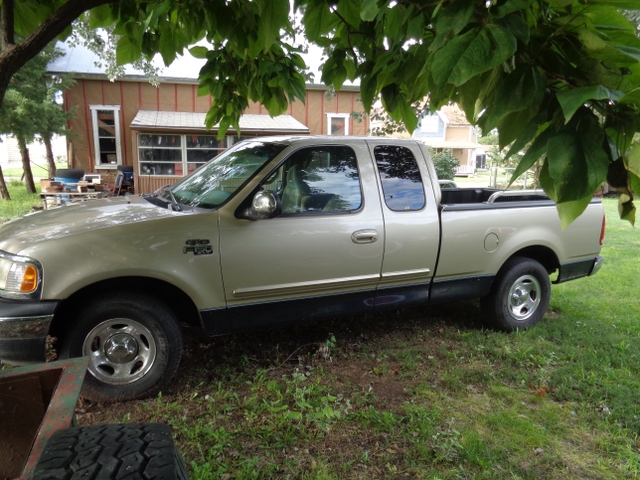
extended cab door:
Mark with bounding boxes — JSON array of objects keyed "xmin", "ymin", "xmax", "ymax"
[
  {"xmin": 217, "ymin": 141, "xmax": 384, "ymax": 330},
  {"xmin": 366, "ymin": 140, "xmax": 441, "ymax": 308}
]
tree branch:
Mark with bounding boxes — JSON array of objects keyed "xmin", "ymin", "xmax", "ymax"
[
  {"xmin": 0, "ymin": 0, "xmax": 119, "ymax": 109},
  {"xmin": 1, "ymin": 0, "xmax": 15, "ymax": 49}
]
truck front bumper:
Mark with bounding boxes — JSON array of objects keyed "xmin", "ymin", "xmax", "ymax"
[{"xmin": 0, "ymin": 300, "xmax": 59, "ymax": 365}]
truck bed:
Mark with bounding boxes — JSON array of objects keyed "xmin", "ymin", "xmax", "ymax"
[{"xmin": 440, "ymin": 188, "xmax": 552, "ymax": 205}]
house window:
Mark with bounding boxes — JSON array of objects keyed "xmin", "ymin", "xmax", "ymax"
[
  {"xmin": 327, "ymin": 114, "xmax": 350, "ymax": 135},
  {"xmin": 138, "ymin": 134, "xmax": 232, "ymax": 176},
  {"xmin": 90, "ymin": 106, "xmax": 123, "ymax": 168},
  {"xmin": 421, "ymin": 115, "xmax": 439, "ymax": 133}
]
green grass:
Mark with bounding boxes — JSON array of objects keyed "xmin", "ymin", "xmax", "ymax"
[
  {"xmin": 69, "ymin": 197, "xmax": 640, "ymax": 479},
  {"xmin": 2, "ymin": 162, "xmax": 66, "ymax": 179},
  {"xmin": 0, "ymin": 180, "xmax": 42, "ymax": 223}
]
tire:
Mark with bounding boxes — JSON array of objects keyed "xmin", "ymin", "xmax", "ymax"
[
  {"xmin": 58, "ymin": 292, "xmax": 183, "ymax": 402},
  {"xmin": 117, "ymin": 165, "xmax": 134, "ymax": 173},
  {"xmin": 55, "ymin": 168, "xmax": 86, "ymax": 179},
  {"xmin": 31, "ymin": 423, "xmax": 189, "ymax": 480},
  {"xmin": 480, "ymin": 257, "xmax": 551, "ymax": 331}
]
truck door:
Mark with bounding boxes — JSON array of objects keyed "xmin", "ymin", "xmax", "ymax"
[
  {"xmin": 217, "ymin": 142, "xmax": 385, "ymax": 330},
  {"xmin": 366, "ymin": 140, "xmax": 441, "ymax": 308}
]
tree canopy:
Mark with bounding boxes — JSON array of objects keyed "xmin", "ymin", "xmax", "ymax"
[{"xmin": 2, "ymin": 0, "xmax": 640, "ymax": 226}]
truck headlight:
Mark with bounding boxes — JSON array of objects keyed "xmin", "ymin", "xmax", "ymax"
[{"xmin": 0, "ymin": 251, "xmax": 43, "ymax": 299}]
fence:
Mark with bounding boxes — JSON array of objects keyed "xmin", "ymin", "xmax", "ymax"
[{"xmin": 488, "ymin": 166, "xmax": 535, "ymax": 189}]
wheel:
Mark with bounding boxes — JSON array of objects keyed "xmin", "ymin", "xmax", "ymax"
[
  {"xmin": 58, "ymin": 292, "xmax": 183, "ymax": 402},
  {"xmin": 54, "ymin": 168, "xmax": 85, "ymax": 179},
  {"xmin": 31, "ymin": 423, "xmax": 189, "ymax": 480},
  {"xmin": 480, "ymin": 257, "xmax": 551, "ymax": 331}
]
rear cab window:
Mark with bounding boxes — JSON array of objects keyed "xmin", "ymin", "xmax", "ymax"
[{"xmin": 373, "ymin": 145, "xmax": 426, "ymax": 211}]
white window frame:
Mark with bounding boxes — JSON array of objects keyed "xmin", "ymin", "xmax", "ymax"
[
  {"xmin": 137, "ymin": 134, "xmax": 236, "ymax": 177},
  {"xmin": 327, "ymin": 113, "xmax": 350, "ymax": 136},
  {"xmin": 90, "ymin": 105, "xmax": 123, "ymax": 169}
]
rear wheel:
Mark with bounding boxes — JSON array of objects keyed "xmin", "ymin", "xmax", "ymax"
[
  {"xmin": 58, "ymin": 292, "xmax": 183, "ymax": 402},
  {"xmin": 481, "ymin": 257, "xmax": 551, "ymax": 331}
]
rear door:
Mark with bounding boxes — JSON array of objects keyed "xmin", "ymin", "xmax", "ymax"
[
  {"xmin": 217, "ymin": 141, "xmax": 385, "ymax": 330},
  {"xmin": 367, "ymin": 140, "xmax": 441, "ymax": 308}
]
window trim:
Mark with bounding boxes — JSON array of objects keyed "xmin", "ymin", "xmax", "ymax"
[
  {"xmin": 267, "ymin": 144, "xmax": 364, "ymax": 216},
  {"xmin": 90, "ymin": 105, "xmax": 123, "ymax": 169},
  {"xmin": 137, "ymin": 134, "xmax": 236, "ymax": 177},
  {"xmin": 326, "ymin": 113, "xmax": 350, "ymax": 136}
]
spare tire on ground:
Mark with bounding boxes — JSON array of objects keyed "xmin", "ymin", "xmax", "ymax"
[
  {"xmin": 54, "ymin": 168, "xmax": 85, "ymax": 179},
  {"xmin": 31, "ymin": 423, "xmax": 189, "ymax": 480}
]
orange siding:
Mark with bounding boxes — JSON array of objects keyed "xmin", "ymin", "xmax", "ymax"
[{"xmin": 64, "ymin": 79, "xmax": 366, "ymax": 193}]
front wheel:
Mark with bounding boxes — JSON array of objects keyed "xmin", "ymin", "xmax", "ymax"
[
  {"xmin": 480, "ymin": 257, "xmax": 551, "ymax": 331},
  {"xmin": 58, "ymin": 292, "xmax": 183, "ymax": 402}
]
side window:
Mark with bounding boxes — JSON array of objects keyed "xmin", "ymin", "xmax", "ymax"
[
  {"xmin": 374, "ymin": 145, "xmax": 426, "ymax": 211},
  {"xmin": 272, "ymin": 146, "xmax": 362, "ymax": 214}
]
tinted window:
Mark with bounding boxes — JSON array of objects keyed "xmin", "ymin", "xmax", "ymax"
[
  {"xmin": 374, "ymin": 145, "xmax": 426, "ymax": 211},
  {"xmin": 274, "ymin": 146, "xmax": 362, "ymax": 214}
]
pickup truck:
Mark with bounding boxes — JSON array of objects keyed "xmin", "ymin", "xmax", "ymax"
[{"xmin": 0, "ymin": 136, "xmax": 605, "ymax": 402}]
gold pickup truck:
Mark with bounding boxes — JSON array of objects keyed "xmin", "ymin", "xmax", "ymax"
[{"xmin": 0, "ymin": 136, "xmax": 605, "ymax": 402}]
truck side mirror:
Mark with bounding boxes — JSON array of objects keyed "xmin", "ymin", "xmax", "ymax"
[{"xmin": 245, "ymin": 190, "xmax": 281, "ymax": 220}]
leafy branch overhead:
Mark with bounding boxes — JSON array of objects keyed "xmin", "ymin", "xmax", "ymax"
[{"xmin": 1, "ymin": 0, "xmax": 640, "ymax": 226}]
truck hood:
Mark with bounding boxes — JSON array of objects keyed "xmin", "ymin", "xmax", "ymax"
[{"xmin": 0, "ymin": 195, "xmax": 178, "ymax": 253}]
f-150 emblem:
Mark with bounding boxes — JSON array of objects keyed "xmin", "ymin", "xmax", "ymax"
[{"xmin": 183, "ymin": 239, "xmax": 213, "ymax": 255}]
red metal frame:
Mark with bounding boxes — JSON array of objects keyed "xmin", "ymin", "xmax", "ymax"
[{"xmin": 0, "ymin": 357, "xmax": 88, "ymax": 479}]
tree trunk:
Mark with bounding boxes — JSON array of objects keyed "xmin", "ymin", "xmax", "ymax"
[
  {"xmin": 44, "ymin": 134, "xmax": 57, "ymax": 178},
  {"xmin": 17, "ymin": 135, "xmax": 37, "ymax": 194},
  {"xmin": 0, "ymin": 165, "xmax": 10, "ymax": 200}
]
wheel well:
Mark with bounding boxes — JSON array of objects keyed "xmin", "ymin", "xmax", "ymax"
[
  {"xmin": 49, "ymin": 277, "xmax": 202, "ymax": 338},
  {"xmin": 510, "ymin": 246, "xmax": 559, "ymax": 275}
]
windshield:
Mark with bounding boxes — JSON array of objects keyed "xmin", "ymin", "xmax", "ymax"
[{"xmin": 164, "ymin": 141, "xmax": 286, "ymax": 209}]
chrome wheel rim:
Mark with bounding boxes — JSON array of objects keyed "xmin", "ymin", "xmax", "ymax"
[
  {"xmin": 83, "ymin": 319, "xmax": 157, "ymax": 385},
  {"xmin": 508, "ymin": 274, "xmax": 541, "ymax": 321}
]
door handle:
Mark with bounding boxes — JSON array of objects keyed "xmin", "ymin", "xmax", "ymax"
[{"xmin": 352, "ymin": 229, "xmax": 379, "ymax": 244}]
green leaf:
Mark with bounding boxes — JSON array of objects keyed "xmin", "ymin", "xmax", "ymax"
[
  {"xmin": 304, "ymin": 0, "xmax": 339, "ymax": 41},
  {"xmin": 430, "ymin": 25, "xmax": 516, "ymax": 87},
  {"xmin": 481, "ymin": 65, "xmax": 545, "ymax": 131},
  {"xmin": 435, "ymin": 0, "xmax": 475, "ymax": 36},
  {"xmin": 116, "ymin": 36, "xmax": 142, "ymax": 66},
  {"xmin": 500, "ymin": 13, "xmax": 530, "ymax": 44},
  {"xmin": 545, "ymin": 117, "xmax": 609, "ymax": 204},
  {"xmin": 399, "ymin": 99, "xmax": 418, "ymax": 133},
  {"xmin": 556, "ymin": 196, "xmax": 595, "ymax": 230},
  {"xmin": 337, "ymin": 0, "xmax": 362, "ymax": 29},
  {"xmin": 556, "ymin": 86, "xmax": 623, "ymax": 124},
  {"xmin": 89, "ymin": 4, "xmax": 114, "ymax": 28},
  {"xmin": 257, "ymin": 0, "xmax": 289, "ymax": 52},
  {"xmin": 630, "ymin": 172, "xmax": 640, "ymax": 196},
  {"xmin": 614, "ymin": 45, "xmax": 640, "ymax": 63},
  {"xmin": 189, "ymin": 46, "xmax": 209, "ymax": 59},
  {"xmin": 159, "ymin": 31, "xmax": 177, "ymax": 65},
  {"xmin": 493, "ymin": 0, "xmax": 533, "ymax": 19},
  {"xmin": 361, "ymin": 0, "xmax": 380, "ymax": 22},
  {"xmin": 508, "ymin": 124, "xmax": 553, "ymax": 180},
  {"xmin": 618, "ymin": 193, "xmax": 636, "ymax": 226},
  {"xmin": 627, "ymin": 142, "xmax": 640, "ymax": 180}
]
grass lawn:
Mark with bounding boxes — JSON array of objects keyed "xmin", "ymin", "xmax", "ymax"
[
  {"xmin": 67, "ymin": 197, "xmax": 639, "ymax": 479},
  {"xmin": 0, "ymin": 180, "xmax": 42, "ymax": 223},
  {"xmin": 2, "ymin": 162, "xmax": 67, "ymax": 180}
]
